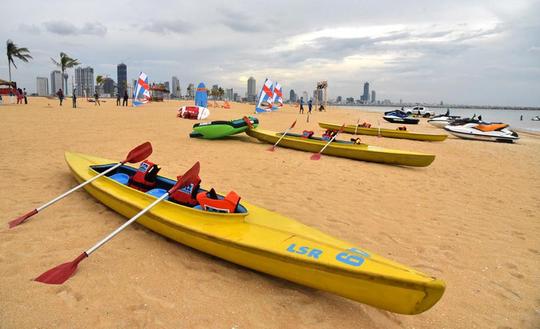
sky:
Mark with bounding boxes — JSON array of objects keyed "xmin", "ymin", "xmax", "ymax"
[{"xmin": 1, "ymin": 0, "xmax": 539, "ymax": 106}]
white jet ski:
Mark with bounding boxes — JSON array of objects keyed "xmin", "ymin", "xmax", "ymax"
[{"xmin": 444, "ymin": 123, "xmax": 519, "ymax": 143}]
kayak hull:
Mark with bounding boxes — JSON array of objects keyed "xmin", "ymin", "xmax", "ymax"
[
  {"xmin": 245, "ymin": 128, "xmax": 435, "ymax": 167},
  {"xmin": 190, "ymin": 117, "xmax": 259, "ymax": 139},
  {"xmin": 319, "ymin": 122, "xmax": 447, "ymax": 142},
  {"xmin": 65, "ymin": 152, "xmax": 445, "ymax": 314}
]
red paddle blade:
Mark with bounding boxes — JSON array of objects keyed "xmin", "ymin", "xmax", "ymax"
[
  {"xmin": 35, "ymin": 252, "xmax": 87, "ymax": 285},
  {"xmin": 310, "ymin": 153, "xmax": 322, "ymax": 160},
  {"xmin": 267, "ymin": 146, "xmax": 276, "ymax": 152},
  {"xmin": 123, "ymin": 142, "xmax": 152, "ymax": 163},
  {"xmin": 8, "ymin": 209, "xmax": 38, "ymax": 228},
  {"xmin": 169, "ymin": 162, "xmax": 201, "ymax": 194},
  {"xmin": 242, "ymin": 116, "xmax": 254, "ymax": 129}
]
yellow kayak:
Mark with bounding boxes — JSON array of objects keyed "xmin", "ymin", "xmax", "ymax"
[
  {"xmin": 246, "ymin": 128, "xmax": 436, "ymax": 167},
  {"xmin": 319, "ymin": 122, "xmax": 448, "ymax": 142},
  {"xmin": 65, "ymin": 152, "xmax": 445, "ymax": 314}
]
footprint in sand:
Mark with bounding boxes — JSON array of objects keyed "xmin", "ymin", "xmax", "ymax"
[{"xmin": 55, "ymin": 286, "xmax": 83, "ymax": 306}]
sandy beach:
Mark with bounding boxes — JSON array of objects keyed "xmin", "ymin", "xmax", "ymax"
[{"xmin": 1, "ymin": 97, "xmax": 539, "ymax": 328}]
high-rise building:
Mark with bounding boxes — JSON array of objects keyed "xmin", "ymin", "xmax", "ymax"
[
  {"xmin": 50, "ymin": 70, "xmax": 62, "ymax": 94},
  {"xmin": 117, "ymin": 63, "xmax": 127, "ymax": 96},
  {"xmin": 225, "ymin": 88, "xmax": 233, "ymax": 101},
  {"xmin": 187, "ymin": 83, "xmax": 194, "ymax": 98},
  {"xmin": 36, "ymin": 77, "xmax": 49, "ymax": 96},
  {"xmin": 371, "ymin": 90, "xmax": 376, "ymax": 103},
  {"xmin": 247, "ymin": 77, "xmax": 256, "ymax": 101},
  {"xmin": 289, "ymin": 89, "xmax": 296, "ymax": 102},
  {"xmin": 164, "ymin": 81, "xmax": 170, "ymax": 94},
  {"xmin": 362, "ymin": 82, "xmax": 370, "ymax": 103},
  {"xmin": 233, "ymin": 93, "xmax": 240, "ymax": 102},
  {"xmin": 74, "ymin": 66, "xmax": 94, "ymax": 96},
  {"xmin": 102, "ymin": 77, "xmax": 115, "ymax": 95},
  {"xmin": 171, "ymin": 76, "xmax": 180, "ymax": 98}
]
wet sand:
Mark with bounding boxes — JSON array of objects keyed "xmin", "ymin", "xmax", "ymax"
[{"xmin": 1, "ymin": 97, "xmax": 539, "ymax": 328}]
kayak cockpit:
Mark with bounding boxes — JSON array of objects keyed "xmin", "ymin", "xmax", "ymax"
[{"xmin": 90, "ymin": 163, "xmax": 249, "ymax": 214}]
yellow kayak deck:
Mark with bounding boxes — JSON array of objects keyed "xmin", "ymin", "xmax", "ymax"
[
  {"xmin": 245, "ymin": 128, "xmax": 436, "ymax": 167},
  {"xmin": 319, "ymin": 122, "xmax": 448, "ymax": 141},
  {"xmin": 65, "ymin": 152, "xmax": 445, "ymax": 314}
]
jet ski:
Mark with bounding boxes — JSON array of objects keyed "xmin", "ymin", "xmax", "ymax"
[
  {"xmin": 428, "ymin": 109, "xmax": 461, "ymax": 128},
  {"xmin": 532, "ymin": 116, "xmax": 540, "ymax": 121},
  {"xmin": 444, "ymin": 122, "xmax": 519, "ymax": 143},
  {"xmin": 383, "ymin": 110, "xmax": 419, "ymax": 124}
]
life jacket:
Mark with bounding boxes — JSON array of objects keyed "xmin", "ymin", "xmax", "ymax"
[
  {"xmin": 360, "ymin": 122, "xmax": 372, "ymax": 128},
  {"xmin": 397, "ymin": 126, "xmax": 407, "ymax": 131},
  {"xmin": 169, "ymin": 175, "xmax": 201, "ymax": 206},
  {"xmin": 129, "ymin": 160, "xmax": 161, "ymax": 191},
  {"xmin": 302, "ymin": 130, "xmax": 314, "ymax": 138},
  {"xmin": 196, "ymin": 188, "xmax": 241, "ymax": 213}
]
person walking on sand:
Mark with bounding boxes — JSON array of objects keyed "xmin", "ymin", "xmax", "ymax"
[
  {"xmin": 94, "ymin": 92, "xmax": 101, "ymax": 106},
  {"xmin": 308, "ymin": 99, "xmax": 313, "ymax": 114},
  {"xmin": 16, "ymin": 88, "xmax": 23, "ymax": 104},
  {"xmin": 116, "ymin": 92, "xmax": 121, "ymax": 106},
  {"xmin": 299, "ymin": 97, "xmax": 304, "ymax": 114},
  {"xmin": 23, "ymin": 88, "xmax": 28, "ymax": 104},
  {"xmin": 57, "ymin": 89, "xmax": 64, "ymax": 106},
  {"xmin": 122, "ymin": 90, "xmax": 129, "ymax": 106}
]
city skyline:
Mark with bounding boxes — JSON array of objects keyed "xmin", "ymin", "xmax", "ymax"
[{"xmin": 2, "ymin": 0, "xmax": 539, "ymax": 106}]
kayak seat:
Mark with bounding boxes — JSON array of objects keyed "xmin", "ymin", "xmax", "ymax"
[
  {"xmin": 110, "ymin": 173, "xmax": 130, "ymax": 185},
  {"xmin": 476, "ymin": 123, "xmax": 509, "ymax": 132},
  {"xmin": 147, "ymin": 188, "xmax": 169, "ymax": 199}
]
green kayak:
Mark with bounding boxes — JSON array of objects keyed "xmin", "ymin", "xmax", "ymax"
[{"xmin": 190, "ymin": 116, "xmax": 259, "ymax": 139}]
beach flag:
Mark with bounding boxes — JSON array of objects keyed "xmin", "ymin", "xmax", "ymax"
[
  {"xmin": 255, "ymin": 78, "xmax": 274, "ymax": 113},
  {"xmin": 272, "ymin": 82, "xmax": 283, "ymax": 110},
  {"xmin": 133, "ymin": 72, "xmax": 151, "ymax": 107}
]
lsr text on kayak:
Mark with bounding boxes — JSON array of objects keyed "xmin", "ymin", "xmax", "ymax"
[{"xmin": 286, "ymin": 244, "xmax": 370, "ymax": 267}]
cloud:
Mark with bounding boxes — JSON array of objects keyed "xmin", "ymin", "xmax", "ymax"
[
  {"xmin": 219, "ymin": 9, "xmax": 269, "ymax": 33},
  {"xmin": 43, "ymin": 20, "xmax": 107, "ymax": 36},
  {"xmin": 142, "ymin": 20, "xmax": 192, "ymax": 34}
]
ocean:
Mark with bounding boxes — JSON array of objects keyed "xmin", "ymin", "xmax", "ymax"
[{"xmin": 338, "ymin": 106, "xmax": 540, "ymax": 132}]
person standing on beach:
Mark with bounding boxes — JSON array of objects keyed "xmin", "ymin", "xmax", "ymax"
[
  {"xmin": 308, "ymin": 99, "xmax": 313, "ymax": 114},
  {"xmin": 23, "ymin": 88, "xmax": 28, "ymax": 104},
  {"xmin": 57, "ymin": 89, "xmax": 64, "ymax": 106},
  {"xmin": 520, "ymin": 115, "xmax": 523, "ymax": 121},
  {"xmin": 123, "ymin": 90, "xmax": 128, "ymax": 106},
  {"xmin": 116, "ymin": 93, "xmax": 121, "ymax": 106},
  {"xmin": 299, "ymin": 97, "xmax": 304, "ymax": 114},
  {"xmin": 72, "ymin": 89, "xmax": 77, "ymax": 108},
  {"xmin": 94, "ymin": 92, "xmax": 101, "ymax": 106},
  {"xmin": 16, "ymin": 88, "xmax": 23, "ymax": 104}
]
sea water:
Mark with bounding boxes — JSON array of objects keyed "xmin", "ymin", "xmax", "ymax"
[{"xmin": 340, "ymin": 106, "xmax": 540, "ymax": 132}]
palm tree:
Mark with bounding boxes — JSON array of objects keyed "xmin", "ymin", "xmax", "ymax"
[
  {"xmin": 217, "ymin": 87, "xmax": 224, "ymax": 100},
  {"xmin": 51, "ymin": 52, "xmax": 79, "ymax": 95},
  {"xmin": 6, "ymin": 39, "xmax": 32, "ymax": 90}
]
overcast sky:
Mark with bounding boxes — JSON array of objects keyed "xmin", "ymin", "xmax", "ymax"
[{"xmin": 1, "ymin": 0, "xmax": 539, "ymax": 106}]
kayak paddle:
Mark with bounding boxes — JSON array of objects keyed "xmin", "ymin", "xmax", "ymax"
[
  {"xmin": 354, "ymin": 119, "xmax": 360, "ymax": 136},
  {"xmin": 268, "ymin": 119, "xmax": 297, "ymax": 151},
  {"xmin": 242, "ymin": 116, "xmax": 254, "ymax": 129},
  {"xmin": 8, "ymin": 142, "xmax": 153, "ymax": 229},
  {"xmin": 310, "ymin": 124, "xmax": 345, "ymax": 160},
  {"xmin": 34, "ymin": 161, "xmax": 200, "ymax": 285}
]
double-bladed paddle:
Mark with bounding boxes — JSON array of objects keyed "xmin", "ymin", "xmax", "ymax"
[
  {"xmin": 34, "ymin": 161, "xmax": 201, "ymax": 285},
  {"xmin": 310, "ymin": 124, "xmax": 345, "ymax": 160},
  {"xmin": 268, "ymin": 119, "xmax": 297, "ymax": 152},
  {"xmin": 8, "ymin": 142, "xmax": 153, "ymax": 228}
]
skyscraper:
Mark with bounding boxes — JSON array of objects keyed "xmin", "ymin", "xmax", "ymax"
[
  {"xmin": 289, "ymin": 89, "xmax": 296, "ymax": 102},
  {"xmin": 247, "ymin": 77, "xmax": 256, "ymax": 101},
  {"xmin": 363, "ymin": 82, "xmax": 370, "ymax": 103},
  {"xmin": 164, "ymin": 81, "xmax": 170, "ymax": 94},
  {"xmin": 102, "ymin": 77, "xmax": 115, "ymax": 95},
  {"xmin": 225, "ymin": 88, "xmax": 233, "ymax": 101},
  {"xmin": 36, "ymin": 77, "xmax": 49, "ymax": 96},
  {"xmin": 74, "ymin": 66, "xmax": 94, "ymax": 96},
  {"xmin": 50, "ymin": 70, "xmax": 62, "ymax": 94},
  {"xmin": 171, "ymin": 76, "xmax": 180, "ymax": 98},
  {"xmin": 117, "ymin": 63, "xmax": 127, "ymax": 96},
  {"xmin": 371, "ymin": 90, "xmax": 376, "ymax": 103}
]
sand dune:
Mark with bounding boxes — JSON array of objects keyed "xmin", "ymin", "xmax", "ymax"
[{"xmin": 1, "ymin": 97, "xmax": 539, "ymax": 328}]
